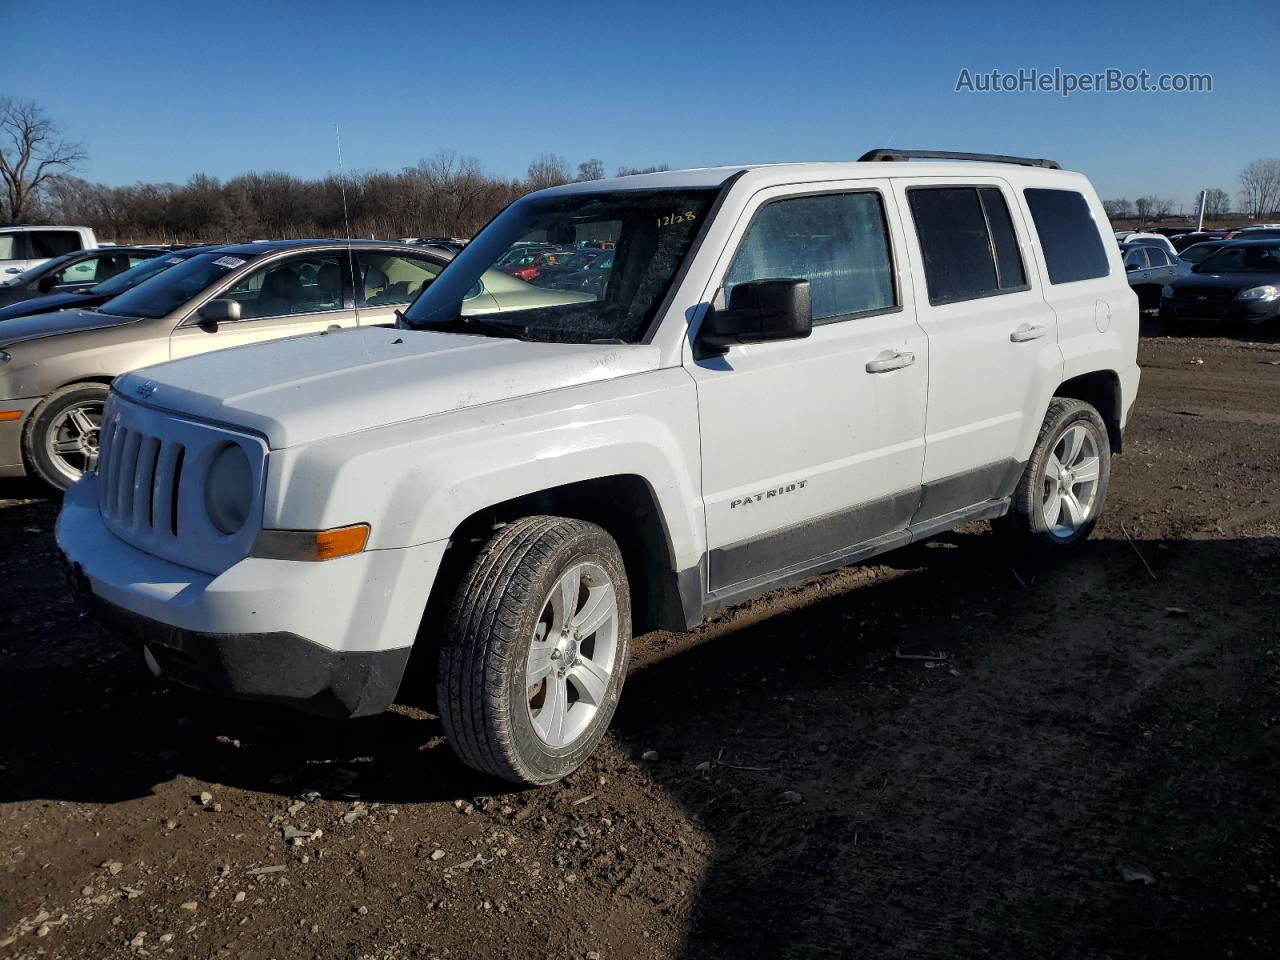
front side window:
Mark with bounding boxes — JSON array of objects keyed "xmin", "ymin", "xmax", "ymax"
[
  {"xmin": 356, "ymin": 252, "xmax": 442, "ymax": 306},
  {"xmin": 908, "ymin": 186, "xmax": 1027, "ymax": 305},
  {"xmin": 404, "ymin": 187, "xmax": 718, "ymax": 343},
  {"xmin": 224, "ymin": 254, "xmax": 345, "ymax": 319},
  {"xmin": 1123, "ymin": 248, "xmax": 1148, "ymax": 269},
  {"xmin": 1023, "ymin": 188, "xmax": 1111, "ymax": 284},
  {"xmin": 725, "ymin": 192, "xmax": 896, "ymax": 322}
]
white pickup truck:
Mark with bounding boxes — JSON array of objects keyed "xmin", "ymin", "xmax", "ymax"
[
  {"xmin": 57, "ymin": 149, "xmax": 1139, "ymax": 785},
  {"xmin": 0, "ymin": 225, "xmax": 97, "ymax": 275}
]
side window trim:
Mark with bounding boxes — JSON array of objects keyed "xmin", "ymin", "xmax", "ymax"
[
  {"xmin": 906, "ymin": 184, "xmax": 1031, "ymax": 307},
  {"xmin": 717, "ymin": 188, "xmax": 903, "ymax": 328}
]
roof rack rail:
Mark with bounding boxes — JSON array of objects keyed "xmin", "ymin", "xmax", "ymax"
[{"xmin": 858, "ymin": 148, "xmax": 1061, "ymax": 170}]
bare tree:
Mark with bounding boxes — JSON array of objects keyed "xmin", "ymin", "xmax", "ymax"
[
  {"xmin": 1203, "ymin": 188, "xmax": 1230, "ymax": 219},
  {"xmin": 527, "ymin": 153, "xmax": 571, "ymax": 191},
  {"xmin": 0, "ymin": 98, "xmax": 87, "ymax": 222},
  {"xmin": 1134, "ymin": 196, "xmax": 1154, "ymax": 222},
  {"xmin": 1151, "ymin": 197, "xmax": 1174, "ymax": 219},
  {"xmin": 1238, "ymin": 158, "xmax": 1280, "ymax": 220},
  {"xmin": 616, "ymin": 164, "xmax": 670, "ymax": 177},
  {"xmin": 1102, "ymin": 198, "xmax": 1131, "ymax": 219},
  {"xmin": 575, "ymin": 158, "xmax": 604, "ymax": 182}
]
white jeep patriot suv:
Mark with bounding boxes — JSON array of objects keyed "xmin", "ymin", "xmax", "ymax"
[{"xmin": 58, "ymin": 149, "xmax": 1140, "ymax": 785}]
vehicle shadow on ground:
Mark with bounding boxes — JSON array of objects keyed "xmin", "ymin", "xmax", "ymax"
[
  {"xmin": 608, "ymin": 529, "xmax": 1280, "ymax": 959},
  {"xmin": 1140, "ymin": 315, "xmax": 1280, "ymax": 342}
]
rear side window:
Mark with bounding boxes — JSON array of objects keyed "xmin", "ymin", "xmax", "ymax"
[
  {"xmin": 1023, "ymin": 189, "xmax": 1110, "ymax": 284},
  {"xmin": 725, "ymin": 191, "xmax": 896, "ymax": 322},
  {"xmin": 907, "ymin": 187, "xmax": 1026, "ymax": 305},
  {"xmin": 1146, "ymin": 248, "xmax": 1170, "ymax": 267},
  {"xmin": 29, "ymin": 230, "xmax": 82, "ymax": 259}
]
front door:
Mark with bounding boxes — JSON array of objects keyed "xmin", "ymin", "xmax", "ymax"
[
  {"xmin": 170, "ymin": 251, "xmax": 357, "ymax": 359},
  {"xmin": 687, "ymin": 182, "xmax": 929, "ymax": 597}
]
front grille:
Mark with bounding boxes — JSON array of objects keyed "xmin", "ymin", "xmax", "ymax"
[
  {"xmin": 98, "ymin": 420, "xmax": 186, "ymax": 537},
  {"xmin": 1174, "ymin": 287, "xmax": 1234, "ymax": 302},
  {"xmin": 93, "ymin": 392, "xmax": 266, "ymax": 576}
]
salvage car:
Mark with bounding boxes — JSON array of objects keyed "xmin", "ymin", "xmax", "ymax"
[
  {"xmin": 0, "ymin": 247, "xmax": 165, "ymax": 308},
  {"xmin": 57, "ymin": 149, "xmax": 1139, "ymax": 785},
  {"xmin": 0, "ymin": 240, "xmax": 451, "ymax": 487},
  {"xmin": 1160, "ymin": 238, "xmax": 1280, "ymax": 329}
]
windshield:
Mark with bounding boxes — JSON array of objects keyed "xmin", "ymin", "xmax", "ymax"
[
  {"xmin": 1194, "ymin": 244, "xmax": 1280, "ymax": 275},
  {"xmin": 98, "ymin": 252, "xmax": 258, "ymax": 318},
  {"xmin": 403, "ymin": 188, "xmax": 719, "ymax": 343},
  {"xmin": 91, "ymin": 252, "xmax": 191, "ymax": 297},
  {"xmin": 1179, "ymin": 244, "xmax": 1221, "ymax": 265},
  {"xmin": 5, "ymin": 252, "xmax": 78, "ymax": 286}
]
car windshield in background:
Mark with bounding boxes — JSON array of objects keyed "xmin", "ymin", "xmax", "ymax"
[
  {"xmin": 403, "ymin": 188, "xmax": 719, "ymax": 343},
  {"xmin": 98, "ymin": 252, "xmax": 258, "ymax": 318},
  {"xmin": 1179, "ymin": 244, "xmax": 1223, "ymax": 265},
  {"xmin": 91, "ymin": 252, "xmax": 192, "ymax": 297},
  {"xmin": 1195, "ymin": 244, "xmax": 1280, "ymax": 275}
]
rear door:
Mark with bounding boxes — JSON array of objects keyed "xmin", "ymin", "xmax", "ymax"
[
  {"xmin": 688, "ymin": 181, "xmax": 930, "ymax": 597},
  {"xmin": 169, "ymin": 251, "xmax": 357, "ymax": 359},
  {"xmin": 891, "ymin": 178, "xmax": 1061, "ymax": 521}
]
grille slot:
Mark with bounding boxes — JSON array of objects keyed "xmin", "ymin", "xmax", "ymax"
[{"xmin": 99, "ymin": 428, "xmax": 186, "ymax": 539}]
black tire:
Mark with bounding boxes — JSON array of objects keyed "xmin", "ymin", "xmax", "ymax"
[
  {"xmin": 994, "ymin": 398, "xmax": 1111, "ymax": 556},
  {"xmin": 22, "ymin": 382, "xmax": 109, "ymax": 491},
  {"xmin": 437, "ymin": 516, "xmax": 632, "ymax": 785}
]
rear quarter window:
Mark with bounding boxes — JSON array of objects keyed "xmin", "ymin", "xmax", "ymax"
[{"xmin": 1024, "ymin": 188, "xmax": 1111, "ymax": 284}]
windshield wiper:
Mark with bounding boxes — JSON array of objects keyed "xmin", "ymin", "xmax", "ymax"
[{"xmin": 413, "ymin": 314, "xmax": 531, "ymax": 341}]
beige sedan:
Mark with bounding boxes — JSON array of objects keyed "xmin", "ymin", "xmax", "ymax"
[{"xmin": 0, "ymin": 239, "xmax": 451, "ymax": 488}]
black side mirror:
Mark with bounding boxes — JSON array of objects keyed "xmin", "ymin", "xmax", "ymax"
[
  {"xmin": 1125, "ymin": 262, "xmax": 1139, "ymax": 272},
  {"xmin": 38, "ymin": 275, "xmax": 57, "ymax": 293},
  {"xmin": 699, "ymin": 278, "xmax": 813, "ymax": 354},
  {"xmin": 198, "ymin": 298, "xmax": 241, "ymax": 331}
]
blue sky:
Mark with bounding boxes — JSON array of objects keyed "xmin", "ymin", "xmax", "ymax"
[{"xmin": 1, "ymin": 0, "xmax": 1274, "ymax": 209}]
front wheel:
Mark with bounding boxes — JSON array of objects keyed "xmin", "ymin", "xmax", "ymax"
[
  {"xmin": 995, "ymin": 398, "xmax": 1111, "ymax": 556},
  {"xmin": 23, "ymin": 382, "xmax": 109, "ymax": 490},
  {"xmin": 437, "ymin": 516, "xmax": 631, "ymax": 785}
]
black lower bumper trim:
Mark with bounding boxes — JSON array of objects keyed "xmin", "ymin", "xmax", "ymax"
[{"xmin": 90, "ymin": 594, "xmax": 409, "ymax": 719}]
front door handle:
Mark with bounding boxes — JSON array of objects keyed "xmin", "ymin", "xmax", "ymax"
[
  {"xmin": 1010, "ymin": 324, "xmax": 1048, "ymax": 343},
  {"xmin": 865, "ymin": 351, "xmax": 916, "ymax": 373}
]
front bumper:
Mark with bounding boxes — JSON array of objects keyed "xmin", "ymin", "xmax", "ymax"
[
  {"xmin": 0, "ymin": 396, "xmax": 39, "ymax": 477},
  {"xmin": 56, "ymin": 477, "xmax": 448, "ymax": 718},
  {"xmin": 1161, "ymin": 296, "xmax": 1280, "ymax": 326}
]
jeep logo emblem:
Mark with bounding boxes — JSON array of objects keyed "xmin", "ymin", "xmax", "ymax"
[{"xmin": 135, "ymin": 380, "xmax": 157, "ymax": 399}]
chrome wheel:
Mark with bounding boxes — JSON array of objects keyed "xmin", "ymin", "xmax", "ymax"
[
  {"xmin": 45, "ymin": 400, "xmax": 104, "ymax": 485},
  {"xmin": 526, "ymin": 561, "xmax": 619, "ymax": 748},
  {"xmin": 1041, "ymin": 423, "xmax": 1101, "ymax": 539}
]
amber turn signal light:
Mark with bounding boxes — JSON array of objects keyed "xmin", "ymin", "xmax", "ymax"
[
  {"xmin": 250, "ymin": 524, "xmax": 370, "ymax": 562},
  {"xmin": 0, "ymin": 411, "xmax": 23, "ymax": 422}
]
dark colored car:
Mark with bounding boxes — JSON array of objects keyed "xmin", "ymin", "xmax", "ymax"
[
  {"xmin": 1177, "ymin": 241, "xmax": 1229, "ymax": 269},
  {"xmin": 534, "ymin": 250, "xmax": 615, "ymax": 295},
  {"xmin": 1121, "ymin": 243, "xmax": 1180, "ymax": 309},
  {"xmin": 0, "ymin": 247, "xmax": 214, "ymax": 323},
  {"xmin": 1160, "ymin": 239, "xmax": 1280, "ymax": 329},
  {"xmin": 0, "ymin": 247, "xmax": 166, "ymax": 308},
  {"xmin": 1225, "ymin": 227, "xmax": 1280, "ymax": 241},
  {"xmin": 1171, "ymin": 231, "xmax": 1229, "ymax": 252}
]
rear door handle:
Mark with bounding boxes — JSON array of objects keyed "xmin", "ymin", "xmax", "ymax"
[
  {"xmin": 1010, "ymin": 324, "xmax": 1048, "ymax": 343},
  {"xmin": 865, "ymin": 351, "xmax": 916, "ymax": 373}
]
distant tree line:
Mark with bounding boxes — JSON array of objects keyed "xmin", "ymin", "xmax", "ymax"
[
  {"xmin": 1, "ymin": 99, "xmax": 672, "ymax": 242},
  {"xmin": 1103, "ymin": 158, "xmax": 1280, "ymax": 225}
]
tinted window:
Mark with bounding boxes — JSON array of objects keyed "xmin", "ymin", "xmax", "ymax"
[
  {"xmin": 1123, "ymin": 248, "xmax": 1148, "ymax": 269},
  {"xmin": 1195, "ymin": 244, "xmax": 1280, "ymax": 275},
  {"xmin": 1146, "ymin": 248, "xmax": 1169, "ymax": 267},
  {"xmin": 1023, "ymin": 189, "xmax": 1110, "ymax": 284},
  {"xmin": 225, "ymin": 253, "xmax": 345, "ymax": 318},
  {"xmin": 29, "ymin": 230, "xmax": 83, "ymax": 258},
  {"xmin": 726, "ymin": 192, "xmax": 895, "ymax": 321},
  {"xmin": 356, "ymin": 252, "xmax": 442, "ymax": 306},
  {"xmin": 908, "ymin": 187, "xmax": 1026, "ymax": 304}
]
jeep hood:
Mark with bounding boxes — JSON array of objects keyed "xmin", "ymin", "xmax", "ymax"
[
  {"xmin": 116, "ymin": 326, "xmax": 661, "ymax": 449},
  {"xmin": 0, "ymin": 307, "xmax": 142, "ymax": 347}
]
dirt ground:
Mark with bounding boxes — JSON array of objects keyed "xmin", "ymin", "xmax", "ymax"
[{"xmin": 2, "ymin": 328, "xmax": 1278, "ymax": 960}]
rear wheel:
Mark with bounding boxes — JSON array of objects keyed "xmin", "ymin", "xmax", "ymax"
[
  {"xmin": 995, "ymin": 398, "xmax": 1111, "ymax": 556},
  {"xmin": 23, "ymin": 382, "xmax": 109, "ymax": 491},
  {"xmin": 437, "ymin": 516, "xmax": 631, "ymax": 785}
]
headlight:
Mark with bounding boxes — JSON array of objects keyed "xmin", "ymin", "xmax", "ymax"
[
  {"xmin": 205, "ymin": 443, "xmax": 254, "ymax": 534},
  {"xmin": 1160, "ymin": 285, "xmax": 1175, "ymax": 299},
  {"xmin": 1237, "ymin": 284, "xmax": 1280, "ymax": 302}
]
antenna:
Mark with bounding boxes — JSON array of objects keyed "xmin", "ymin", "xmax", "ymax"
[{"xmin": 335, "ymin": 123, "xmax": 359, "ymax": 308}]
